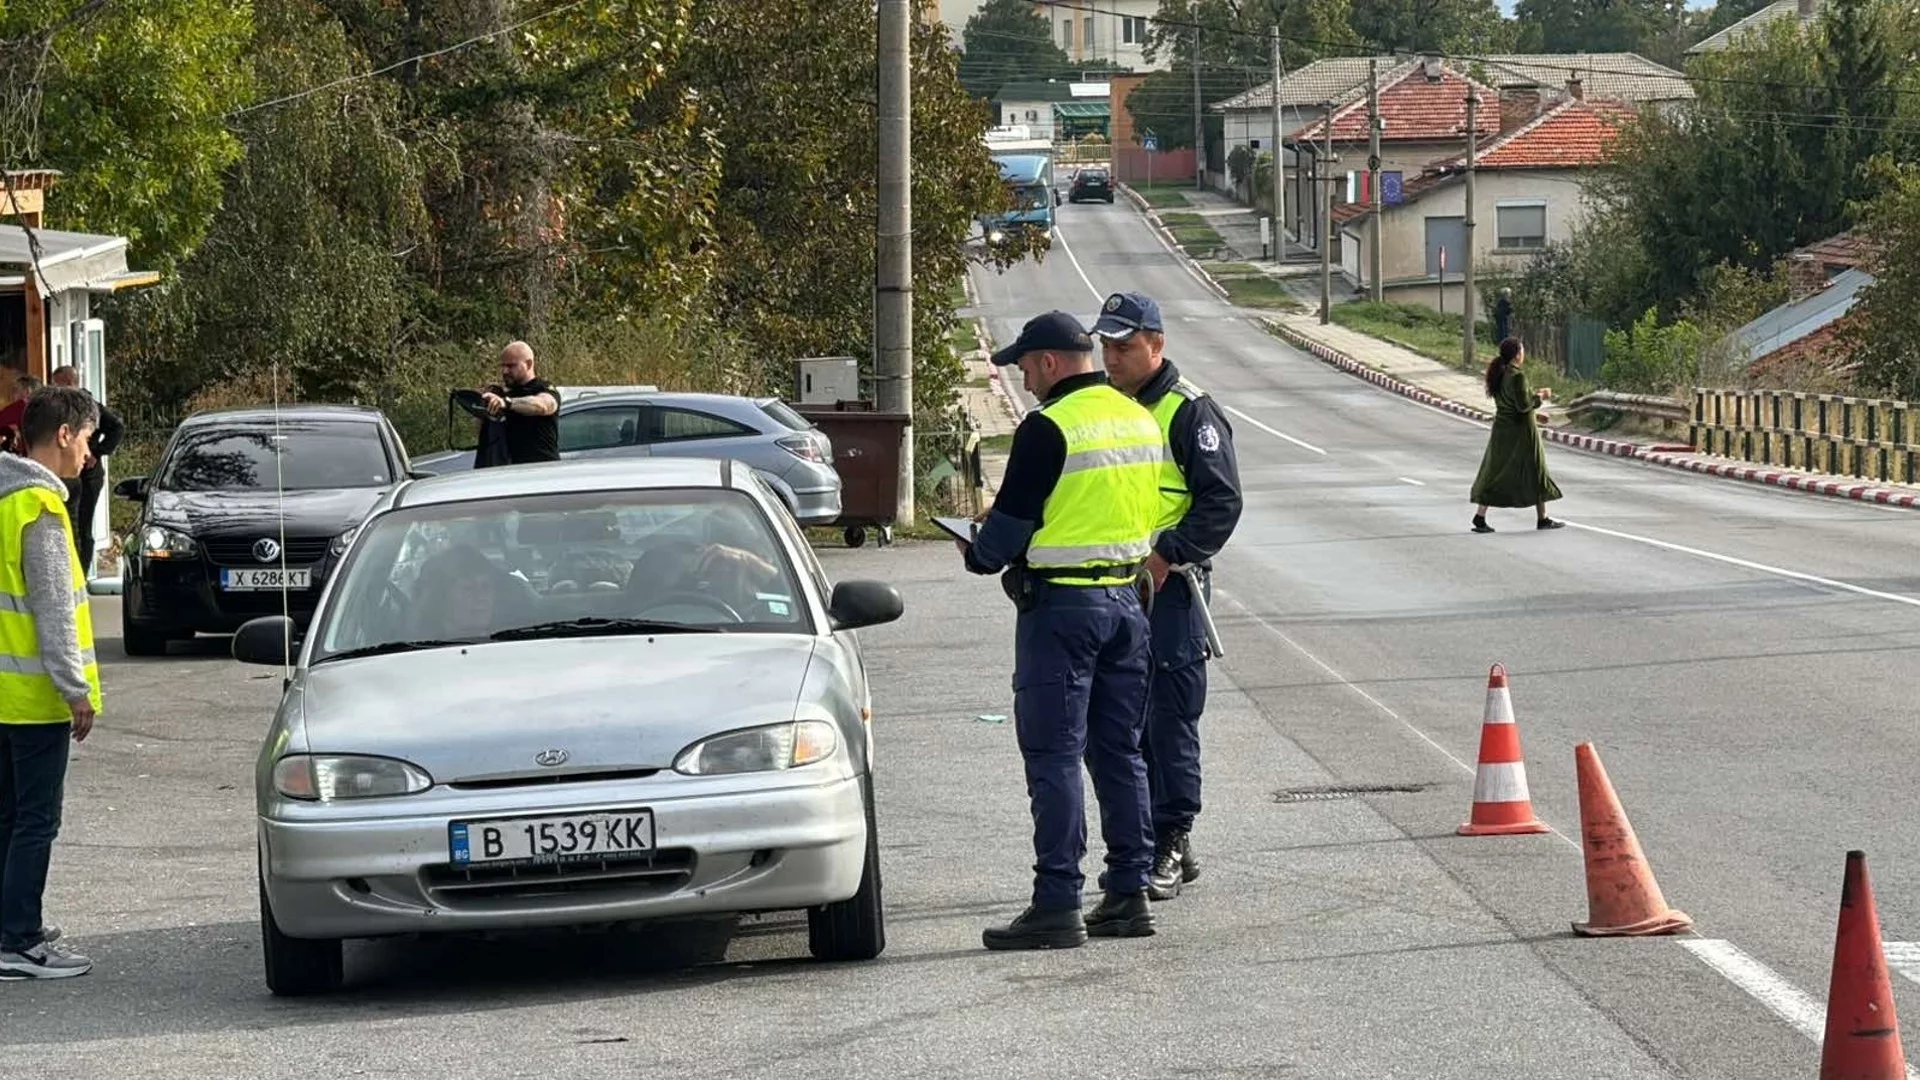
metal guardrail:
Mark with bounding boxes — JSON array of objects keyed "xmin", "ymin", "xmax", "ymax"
[{"xmin": 1689, "ymin": 387, "xmax": 1920, "ymax": 485}]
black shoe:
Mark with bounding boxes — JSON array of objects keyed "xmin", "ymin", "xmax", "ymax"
[
  {"xmin": 1176, "ymin": 833, "xmax": 1202, "ymax": 883},
  {"xmin": 1537, "ymin": 517, "xmax": 1565, "ymax": 530},
  {"xmin": 982, "ymin": 905, "xmax": 1087, "ymax": 951},
  {"xmin": 1147, "ymin": 835, "xmax": 1185, "ymax": 901},
  {"xmin": 1085, "ymin": 890, "xmax": 1156, "ymax": 938},
  {"xmin": 1471, "ymin": 515, "xmax": 1494, "ymax": 534}
]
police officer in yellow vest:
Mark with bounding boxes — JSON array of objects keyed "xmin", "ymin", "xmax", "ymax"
[
  {"xmin": 0, "ymin": 385, "xmax": 101, "ymax": 980},
  {"xmin": 958, "ymin": 312, "xmax": 1164, "ymax": 950},
  {"xmin": 1093, "ymin": 292, "xmax": 1243, "ymax": 902}
]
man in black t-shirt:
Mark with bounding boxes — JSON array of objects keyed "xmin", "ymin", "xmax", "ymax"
[{"xmin": 475, "ymin": 341, "xmax": 561, "ymax": 467}]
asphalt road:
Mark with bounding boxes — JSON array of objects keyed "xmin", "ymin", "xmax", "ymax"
[
  {"xmin": 969, "ymin": 197, "xmax": 1920, "ymax": 1077},
  {"xmin": 6, "ymin": 199, "xmax": 1919, "ymax": 1079}
]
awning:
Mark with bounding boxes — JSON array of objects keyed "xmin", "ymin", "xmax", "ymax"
[
  {"xmin": 1053, "ymin": 102, "xmax": 1111, "ymax": 120},
  {"xmin": 0, "ymin": 225, "xmax": 154, "ymax": 297}
]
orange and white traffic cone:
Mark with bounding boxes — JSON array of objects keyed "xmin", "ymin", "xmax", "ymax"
[
  {"xmin": 1457, "ymin": 664, "xmax": 1550, "ymax": 837},
  {"xmin": 1571, "ymin": 742, "xmax": 1692, "ymax": 936},
  {"xmin": 1820, "ymin": 850, "xmax": 1907, "ymax": 1080}
]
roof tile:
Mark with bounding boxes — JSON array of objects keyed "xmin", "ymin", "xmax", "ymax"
[{"xmin": 1291, "ymin": 66, "xmax": 1499, "ymax": 144}]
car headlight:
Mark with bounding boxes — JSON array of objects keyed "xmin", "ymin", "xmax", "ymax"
[
  {"xmin": 673, "ymin": 720, "xmax": 838, "ymax": 776},
  {"xmin": 988, "ymin": 229, "xmax": 1005, "ymax": 244},
  {"xmin": 329, "ymin": 527, "xmax": 358, "ymax": 557},
  {"xmin": 139, "ymin": 525, "xmax": 196, "ymax": 559},
  {"xmin": 272, "ymin": 754, "xmax": 433, "ymax": 801}
]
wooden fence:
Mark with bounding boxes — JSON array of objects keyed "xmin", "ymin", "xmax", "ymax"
[{"xmin": 1692, "ymin": 387, "xmax": 1920, "ymax": 484}]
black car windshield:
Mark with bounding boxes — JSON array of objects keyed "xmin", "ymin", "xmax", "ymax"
[
  {"xmin": 311, "ymin": 486, "xmax": 814, "ymax": 661},
  {"xmin": 160, "ymin": 424, "xmax": 393, "ymax": 492}
]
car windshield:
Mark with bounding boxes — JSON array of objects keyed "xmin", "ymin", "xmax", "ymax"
[
  {"xmin": 310, "ymin": 487, "xmax": 813, "ymax": 662},
  {"xmin": 159, "ymin": 423, "xmax": 393, "ymax": 491},
  {"xmin": 758, "ymin": 398, "xmax": 813, "ymax": 433}
]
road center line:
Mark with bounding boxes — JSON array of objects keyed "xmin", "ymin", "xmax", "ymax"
[
  {"xmin": 1563, "ymin": 519, "xmax": 1920, "ymax": 611},
  {"xmin": 1221, "ymin": 405, "xmax": 1327, "ymax": 456},
  {"xmin": 1051, "ymin": 225, "xmax": 1107, "ymax": 307},
  {"xmin": 1681, "ymin": 939, "xmax": 1920, "ymax": 1078},
  {"xmin": 1398, "ymin": 476, "xmax": 1425, "ymax": 486}
]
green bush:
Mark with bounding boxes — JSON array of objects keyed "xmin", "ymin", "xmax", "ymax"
[{"xmin": 1600, "ymin": 308, "xmax": 1703, "ymax": 395}]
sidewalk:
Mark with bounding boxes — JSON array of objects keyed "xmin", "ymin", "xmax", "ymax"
[
  {"xmin": 955, "ymin": 278, "xmax": 1021, "ymax": 494},
  {"xmin": 1265, "ymin": 313, "xmax": 1920, "ymax": 509},
  {"xmin": 1164, "ymin": 186, "xmax": 1321, "ymax": 269}
]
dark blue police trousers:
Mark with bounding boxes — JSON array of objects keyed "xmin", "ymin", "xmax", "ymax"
[
  {"xmin": 1011, "ymin": 583, "xmax": 1154, "ymax": 910},
  {"xmin": 1143, "ymin": 569, "xmax": 1210, "ymax": 837}
]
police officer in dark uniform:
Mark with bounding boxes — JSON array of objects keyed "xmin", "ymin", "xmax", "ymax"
[
  {"xmin": 958, "ymin": 311, "xmax": 1166, "ymax": 951},
  {"xmin": 1092, "ymin": 292, "xmax": 1243, "ymax": 901}
]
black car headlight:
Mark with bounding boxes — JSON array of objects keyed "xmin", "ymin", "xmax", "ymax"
[{"xmin": 139, "ymin": 525, "xmax": 196, "ymax": 559}]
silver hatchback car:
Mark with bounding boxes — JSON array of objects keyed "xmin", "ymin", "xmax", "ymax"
[
  {"xmin": 232, "ymin": 457, "xmax": 903, "ymax": 995},
  {"xmin": 409, "ymin": 388, "xmax": 844, "ymax": 525}
]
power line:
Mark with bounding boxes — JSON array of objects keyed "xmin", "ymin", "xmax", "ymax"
[{"xmin": 227, "ymin": 0, "xmax": 591, "ymax": 119}]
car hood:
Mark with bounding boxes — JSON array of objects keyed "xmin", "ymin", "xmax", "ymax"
[
  {"xmin": 149, "ymin": 487, "xmax": 388, "ymax": 535},
  {"xmin": 291, "ymin": 635, "xmax": 820, "ymax": 782}
]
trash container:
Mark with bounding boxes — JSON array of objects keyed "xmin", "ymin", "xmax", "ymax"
[{"xmin": 793, "ymin": 404, "xmax": 911, "ymax": 547}]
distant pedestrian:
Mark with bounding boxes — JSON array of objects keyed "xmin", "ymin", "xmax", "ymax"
[
  {"xmin": 472, "ymin": 341, "xmax": 561, "ymax": 468},
  {"xmin": 1494, "ymin": 288, "xmax": 1514, "ymax": 344},
  {"xmin": 1471, "ymin": 338, "xmax": 1562, "ymax": 533},
  {"xmin": 0, "ymin": 385, "xmax": 102, "ymax": 980},
  {"xmin": 48, "ymin": 367, "xmax": 122, "ymax": 577},
  {"xmin": 0, "ymin": 374, "xmax": 39, "ymax": 455}
]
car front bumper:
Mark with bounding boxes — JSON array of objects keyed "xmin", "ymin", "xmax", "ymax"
[
  {"xmin": 126, "ymin": 558, "xmax": 329, "ymax": 634},
  {"xmin": 260, "ymin": 772, "xmax": 868, "ymax": 940}
]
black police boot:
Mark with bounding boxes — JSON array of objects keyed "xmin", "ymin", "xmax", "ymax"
[
  {"xmin": 982, "ymin": 905, "xmax": 1087, "ymax": 951},
  {"xmin": 1147, "ymin": 836, "xmax": 1184, "ymax": 901},
  {"xmin": 1176, "ymin": 831, "xmax": 1202, "ymax": 883},
  {"xmin": 1085, "ymin": 890, "xmax": 1155, "ymax": 938}
]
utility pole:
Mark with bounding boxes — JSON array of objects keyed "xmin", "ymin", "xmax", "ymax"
[
  {"xmin": 1368, "ymin": 59, "xmax": 1383, "ymax": 303},
  {"xmin": 1191, "ymin": 26, "xmax": 1204, "ymax": 190},
  {"xmin": 1319, "ymin": 99, "xmax": 1333, "ymax": 324},
  {"xmin": 1269, "ymin": 25, "xmax": 1284, "ymax": 262},
  {"xmin": 1461, "ymin": 89, "xmax": 1479, "ymax": 373},
  {"xmin": 877, "ymin": 0, "xmax": 914, "ymax": 527}
]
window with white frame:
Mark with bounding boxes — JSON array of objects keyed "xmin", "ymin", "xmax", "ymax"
[
  {"xmin": 1496, "ymin": 201, "xmax": 1547, "ymax": 250},
  {"xmin": 1084, "ymin": 15, "xmax": 1094, "ymax": 47},
  {"xmin": 1060, "ymin": 18, "xmax": 1072, "ymax": 48},
  {"xmin": 1124, "ymin": 15, "xmax": 1148, "ymax": 43}
]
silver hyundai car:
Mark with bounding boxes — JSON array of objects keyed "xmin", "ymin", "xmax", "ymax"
[{"xmin": 233, "ymin": 457, "xmax": 903, "ymax": 995}]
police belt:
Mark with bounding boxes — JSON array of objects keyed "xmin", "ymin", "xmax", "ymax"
[
  {"xmin": 1023, "ymin": 562, "xmax": 1145, "ymax": 583},
  {"xmin": 1003, "ymin": 561, "xmax": 1151, "ymax": 614}
]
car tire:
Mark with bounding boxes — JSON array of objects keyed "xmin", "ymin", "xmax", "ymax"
[
  {"xmin": 260, "ymin": 874, "xmax": 344, "ymax": 996},
  {"xmin": 121, "ymin": 607, "xmax": 169, "ymax": 657},
  {"xmin": 808, "ymin": 777, "xmax": 885, "ymax": 962},
  {"xmin": 1105, "ymin": 194, "xmax": 1114, "ymax": 203}
]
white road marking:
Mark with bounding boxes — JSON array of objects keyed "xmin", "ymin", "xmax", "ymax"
[
  {"xmin": 1050, "ymin": 226, "xmax": 1107, "ymax": 307},
  {"xmin": 1563, "ymin": 520, "xmax": 1920, "ymax": 611},
  {"xmin": 1884, "ymin": 941, "xmax": 1920, "ymax": 987},
  {"xmin": 1681, "ymin": 939, "xmax": 1920, "ymax": 1079},
  {"xmin": 1221, "ymin": 404, "xmax": 1327, "ymax": 456},
  {"xmin": 1398, "ymin": 476, "xmax": 1425, "ymax": 486},
  {"xmin": 1216, "ymin": 591, "xmax": 1580, "ymax": 852}
]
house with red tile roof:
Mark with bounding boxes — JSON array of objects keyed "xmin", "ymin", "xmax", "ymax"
[{"xmin": 1332, "ymin": 95, "xmax": 1636, "ymax": 312}]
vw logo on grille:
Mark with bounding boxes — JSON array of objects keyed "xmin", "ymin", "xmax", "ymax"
[
  {"xmin": 252, "ymin": 538, "xmax": 282, "ymax": 563},
  {"xmin": 534, "ymin": 748, "xmax": 569, "ymax": 767}
]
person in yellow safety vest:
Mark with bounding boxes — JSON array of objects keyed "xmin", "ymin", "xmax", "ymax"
[
  {"xmin": 1093, "ymin": 292, "xmax": 1244, "ymax": 903},
  {"xmin": 0, "ymin": 385, "xmax": 101, "ymax": 981},
  {"xmin": 956, "ymin": 311, "xmax": 1164, "ymax": 950}
]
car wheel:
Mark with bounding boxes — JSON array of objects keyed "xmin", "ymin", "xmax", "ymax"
[
  {"xmin": 808, "ymin": 777, "xmax": 885, "ymax": 962},
  {"xmin": 121, "ymin": 607, "xmax": 169, "ymax": 657},
  {"xmin": 260, "ymin": 874, "xmax": 344, "ymax": 996},
  {"xmin": 1105, "ymin": 194, "xmax": 1114, "ymax": 203}
]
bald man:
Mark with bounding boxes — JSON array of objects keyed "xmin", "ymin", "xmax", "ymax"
[{"xmin": 476, "ymin": 341, "xmax": 560, "ymax": 467}]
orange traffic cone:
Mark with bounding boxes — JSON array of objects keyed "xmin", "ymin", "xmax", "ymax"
[
  {"xmin": 1571, "ymin": 742, "xmax": 1692, "ymax": 936},
  {"xmin": 1820, "ymin": 850, "xmax": 1907, "ymax": 1080},
  {"xmin": 1457, "ymin": 664, "xmax": 1549, "ymax": 836}
]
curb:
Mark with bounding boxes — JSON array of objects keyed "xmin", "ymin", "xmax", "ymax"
[
  {"xmin": 1261, "ymin": 318, "xmax": 1920, "ymax": 510},
  {"xmin": 973, "ymin": 315, "xmax": 1028, "ymax": 421},
  {"xmin": 1117, "ymin": 182, "xmax": 1232, "ymax": 303}
]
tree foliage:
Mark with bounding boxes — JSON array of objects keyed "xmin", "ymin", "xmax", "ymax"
[
  {"xmin": 1843, "ymin": 159, "xmax": 1920, "ymax": 400},
  {"xmin": 958, "ymin": 0, "xmax": 1073, "ymax": 101}
]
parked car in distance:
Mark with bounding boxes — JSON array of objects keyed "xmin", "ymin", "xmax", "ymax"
[
  {"xmin": 234, "ymin": 456, "xmax": 904, "ymax": 995},
  {"xmin": 113, "ymin": 405, "xmax": 414, "ymax": 656},
  {"xmin": 1068, "ymin": 167, "xmax": 1114, "ymax": 204},
  {"xmin": 409, "ymin": 388, "xmax": 843, "ymax": 525}
]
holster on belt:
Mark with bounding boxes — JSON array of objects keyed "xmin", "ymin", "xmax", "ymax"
[{"xmin": 1000, "ymin": 564, "xmax": 1039, "ymax": 613}]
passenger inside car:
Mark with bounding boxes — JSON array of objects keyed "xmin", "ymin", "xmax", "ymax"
[{"xmin": 406, "ymin": 544, "xmax": 539, "ymax": 639}]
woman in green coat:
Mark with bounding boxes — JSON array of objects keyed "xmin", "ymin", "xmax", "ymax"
[{"xmin": 1470, "ymin": 338, "xmax": 1563, "ymax": 533}]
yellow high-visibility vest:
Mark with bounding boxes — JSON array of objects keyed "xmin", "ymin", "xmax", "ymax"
[
  {"xmin": 0, "ymin": 485, "xmax": 101, "ymax": 723},
  {"xmin": 1024, "ymin": 382, "xmax": 1162, "ymax": 587}
]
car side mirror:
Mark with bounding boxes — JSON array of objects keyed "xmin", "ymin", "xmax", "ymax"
[
  {"xmin": 828, "ymin": 580, "xmax": 904, "ymax": 632},
  {"xmin": 232, "ymin": 616, "xmax": 299, "ymax": 666},
  {"xmin": 1053, "ymin": 189, "xmax": 1062, "ymax": 207},
  {"xmin": 112, "ymin": 475, "xmax": 149, "ymax": 502}
]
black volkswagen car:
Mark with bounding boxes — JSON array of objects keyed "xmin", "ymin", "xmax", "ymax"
[
  {"xmin": 114, "ymin": 405, "xmax": 413, "ymax": 655},
  {"xmin": 1068, "ymin": 167, "xmax": 1114, "ymax": 203}
]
